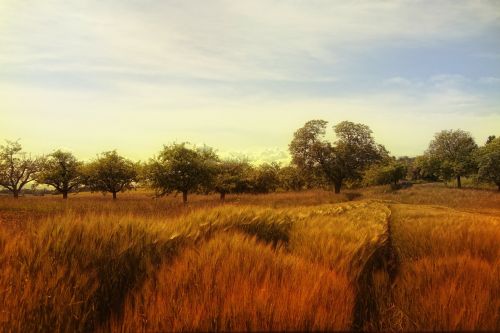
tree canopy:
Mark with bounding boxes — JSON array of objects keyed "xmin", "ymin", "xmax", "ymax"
[
  {"xmin": 84, "ymin": 151, "xmax": 138, "ymax": 199},
  {"xmin": 213, "ymin": 159, "xmax": 252, "ymax": 200},
  {"xmin": 0, "ymin": 140, "xmax": 40, "ymax": 198},
  {"xmin": 146, "ymin": 143, "xmax": 218, "ymax": 203},
  {"xmin": 289, "ymin": 120, "xmax": 385, "ymax": 193},
  {"xmin": 475, "ymin": 137, "xmax": 500, "ymax": 191},
  {"xmin": 363, "ymin": 160, "xmax": 407, "ymax": 187},
  {"xmin": 38, "ymin": 150, "xmax": 83, "ymax": 199},
  {"xmin": 425, "ymin": 129, "xmax": 477, "ymax": 188}
]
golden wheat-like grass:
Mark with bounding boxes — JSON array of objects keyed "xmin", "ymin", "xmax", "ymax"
[
  {"xmin": 376, "ymin": 204, "xmax": 500, "ymax": 331},
  {"xmin": 0, "ymin": 186, "xmax": 499, "ymax": 332},
  {"xmin": 110, "ymin": 233, "xmax": 354, "ymax": 332}
]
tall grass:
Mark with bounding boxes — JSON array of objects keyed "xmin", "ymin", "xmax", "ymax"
[
  {"xmin": 287, "ymin": 201, "xmax": 389, "ymax": 276},
  {"xmin": 111, "ymin": 233, "xmax": 354, "ymax": 332},
  {"xmin": 0, "ymin": 187, "xmax": 499, "ymax": 332},
  {"xmin": 0, "ymin": 207, "xmax": 294, "ymax": 332},
  {"xmin": 109, "ymin": 201, "xmax": 391, "ymax": 331},
  {"xmin": 375, "ymin": 204, "xmax": 500, "ymax": 331}
]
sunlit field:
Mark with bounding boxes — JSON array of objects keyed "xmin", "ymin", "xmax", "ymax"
[{"xmin": 0, "ymin": 185, "xmax": 499, "ymax": 332}]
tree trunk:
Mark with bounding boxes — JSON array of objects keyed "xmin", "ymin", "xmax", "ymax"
[
  {"xmin": 182, "ymin": 191, "xmax": 188, "ymax": 204},
  {"xmin": 220, "ymin": 192, "xmax": 226, "ymax": 201},
  {"xmin": 334, "ymin": 181, "xmax": 341, "ymax": 194},
  {"xmin": 13, "ymin": 190, "xmax": 19, "ymax": 199},
  {"xmin": 497, "ymin": 183, "xmax": 500, "ymax": 191},
  {"xmin": 112, "ymin": 191, "xmax": 117, "ymax": 200},
  {"xmin": 63, "ymin": 191, "xmax": 68, "ymax": 199},
  {"xmin": 456, "ymin": 175, "xmax": 461, "ymax": 189}
]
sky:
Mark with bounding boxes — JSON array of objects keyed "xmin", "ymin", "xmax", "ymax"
[{"xmin": 1, "ymin": 0, "xmax": 499, "ymax": 163}]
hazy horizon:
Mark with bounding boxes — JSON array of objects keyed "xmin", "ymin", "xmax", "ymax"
[{"xmin": 1, "ymin": 1, "xmax": 499, "ymax": 163}]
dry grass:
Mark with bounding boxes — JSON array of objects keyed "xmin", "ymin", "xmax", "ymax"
[
  {"xmin": 0, "ymin": 185, "xmax": 499, "ymax": 332},
  {"xmin": 364, "ymin": 183, "xmax": 500, "ymax": 215},
  {"xmin": 0, "ymin": 207, "xmax": 293, "ymax": 332},
  {"xmin": 375, "ymin": 204, "xmax": 500, "ymax": 331},
  {"xmin": 111, "ymin": 233, "xmax": 354, "ymax": 332}
]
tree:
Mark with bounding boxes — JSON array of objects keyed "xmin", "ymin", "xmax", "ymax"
[
  {"xmin": 38, "ymin": 150, "xmax": 83, "ymax": 199},
  {"xmin": 412, "ymin": 155, "xmax": 440, "ymax": 181},
  {"xmin": 425, "ymin": 130, "xmax": 477, "ymax": 188},
  {"xmin": 146, "ymin": 143, "xmax": 218, "ymax": 203},
  {"xmin": 0, "ymin": 140, "xmax": 40, "ymax": 198},
  {"xmin": 278, "ymin": 165, "xmax": 305, "ymax": 191},
  {"xmin": 363, "ymin": 160, "xmax": 407, "ymax": 186},
  {"xmin": 289, "ymin": 120, "xmax": 385, "ymax": 193},
  {"xmin": 486, "ymin": 135, "xmax": 496, "ymax": 144},
  {"xmin": 475, "ymin": 137, "xmax": 500, "ymax": 191},
  {"xmin": 85, "ymin": 151, "xmax": 138, "ymax": 199},
  {"xmin": 213, "ymin": 159, "xmax": 252, "ymax": 200},
  {"xmin": 250, "ymin": 162, "xmax": 281, "ymax": 194}
]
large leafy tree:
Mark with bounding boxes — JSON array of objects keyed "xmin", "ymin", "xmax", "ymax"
[
  {"xmin": 38, "ymin": 150, "xmax": 83, "ymax": 199},
  {"xmin": 85, "ymin": 151, "xmax": 138, "ymax": 199},
  {"xmin": 475, "ymin": 137, "xmax": 500, "ymax": 191},
  {"xmin": 425, "ymin": 129, "xmax": 477, "ymax": 188},
  {"xmin": 146, "ymin": 143, "xmax": 218, "ymax": 203},
  {"xmin": 0, "ymin": 140, "xmax": 40, "ymax": 198},
  {"xmin": 289, "ymin": 120, "xmax": 386, "ymax": 193}
]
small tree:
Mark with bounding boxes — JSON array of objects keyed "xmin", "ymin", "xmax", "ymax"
[
  {"xmin": 38, "ymin": 150, "xmax": 83, "ymax": 199},
  {"xmin": 146, "ymin": 143, "xmax": 217, "ymax": 203},
  {"xmin": 412, "ymin": 155, "xmax": 440, "ymax": 181},
  {"xmin": 250, "ymin": 162, "xmax": 281, "ymax": 194},
  {"xmin": 425, "ymin": 129, "xmax": 477, "ymax": 188},
  {"xmin": 363, "ymin": 160, "xmax": 407, "ymax": 186},
  {"xmin": 475, "ymin": 137, "xmax": 500, "ymax": 191},
  {"xmin": 278, "ymin": 165, "xmax": 305, "ymax": 191},
  {"xmin": 213, "ymin": 159, "xmax": 251, "ymax": 200},
  {"xmin": 0, "ymin": 140, "xmax": 40, "ymax": 198},
  {"xmin": 85, "ymin": 151, "xmax": 137, "ymax": 199}
]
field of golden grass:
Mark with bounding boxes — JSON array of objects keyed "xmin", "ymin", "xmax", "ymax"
[{"xmin": 0, "ymin": 185, "xmax": 499, "ymax": 332}]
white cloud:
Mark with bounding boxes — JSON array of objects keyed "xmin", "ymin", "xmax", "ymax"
[
  {"xmin": 1, "ymin": 0, "xmax": 499, "ymax": 83},
  {"xmin": 1, "ymin": 1, "xmax": 499, "ymax": 159}
]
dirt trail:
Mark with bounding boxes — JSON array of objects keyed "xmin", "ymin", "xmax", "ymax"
[{"xmin": 351, "ymin": 204, "xmax": 400, "ymax": 331}]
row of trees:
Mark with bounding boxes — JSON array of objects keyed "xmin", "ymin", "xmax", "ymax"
[
  {"xmin": 1, "ymin": 121, "xmax": 498, "ymax": 201},
  {"xmin": 0, "ymin": 141, "xmax": 299, "ymax": 202},
  {"xmin": 288, "ymin": 120, "xmax": 499, "ymax": 192}
]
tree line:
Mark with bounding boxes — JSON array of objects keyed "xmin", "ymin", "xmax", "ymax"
[{"xmin": 0, "ymin": 120, "xmax": 498, "ymax": 201}]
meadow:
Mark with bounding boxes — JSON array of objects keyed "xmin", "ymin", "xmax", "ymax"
[{"xmin": 0, "ymin": 184, "xmax": 499, "ymax": 332}]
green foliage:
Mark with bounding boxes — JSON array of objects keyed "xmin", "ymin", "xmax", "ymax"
[
  {"xmin": 412, "ymin": 155, "xmax": 440, "ymax": 181},
  {"xmin": 363, "ymin": 160, "xmax": 407, "ymax": 186},
  {"xmin": 146, "ymin": 143, "xmax": 218, "ymax": 202},
  {"xmin": 250, "ymin": 162, "xmax": 281, "ymax": 194},
  {"xmin": 38, "ymin": 150, "xmax": 83, "ymax": 198},
  {"xmin": 0, "ymin": 140, "xmax": 40, "ymax": 198},
  {"xmin": 213, "ymin": 159, "xmax": 253, "ymax": 199},
  {"xmin": 84, "ymin": 151, "xmax": 138, "ymax": 199},
  {"xmin": 278, "ymin": 165, "xmax": 305, "ymax": 191},
  {"xmin": 289, "ymin": 120, "xmax": 386, "ymax": 193},
  {"xmin": 425, "ymin": 129, "xmax": 478, "ymax": 187},
  {"xmin": 475, "ymin": 137, "xmax": 500, "ymax": 190}
]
